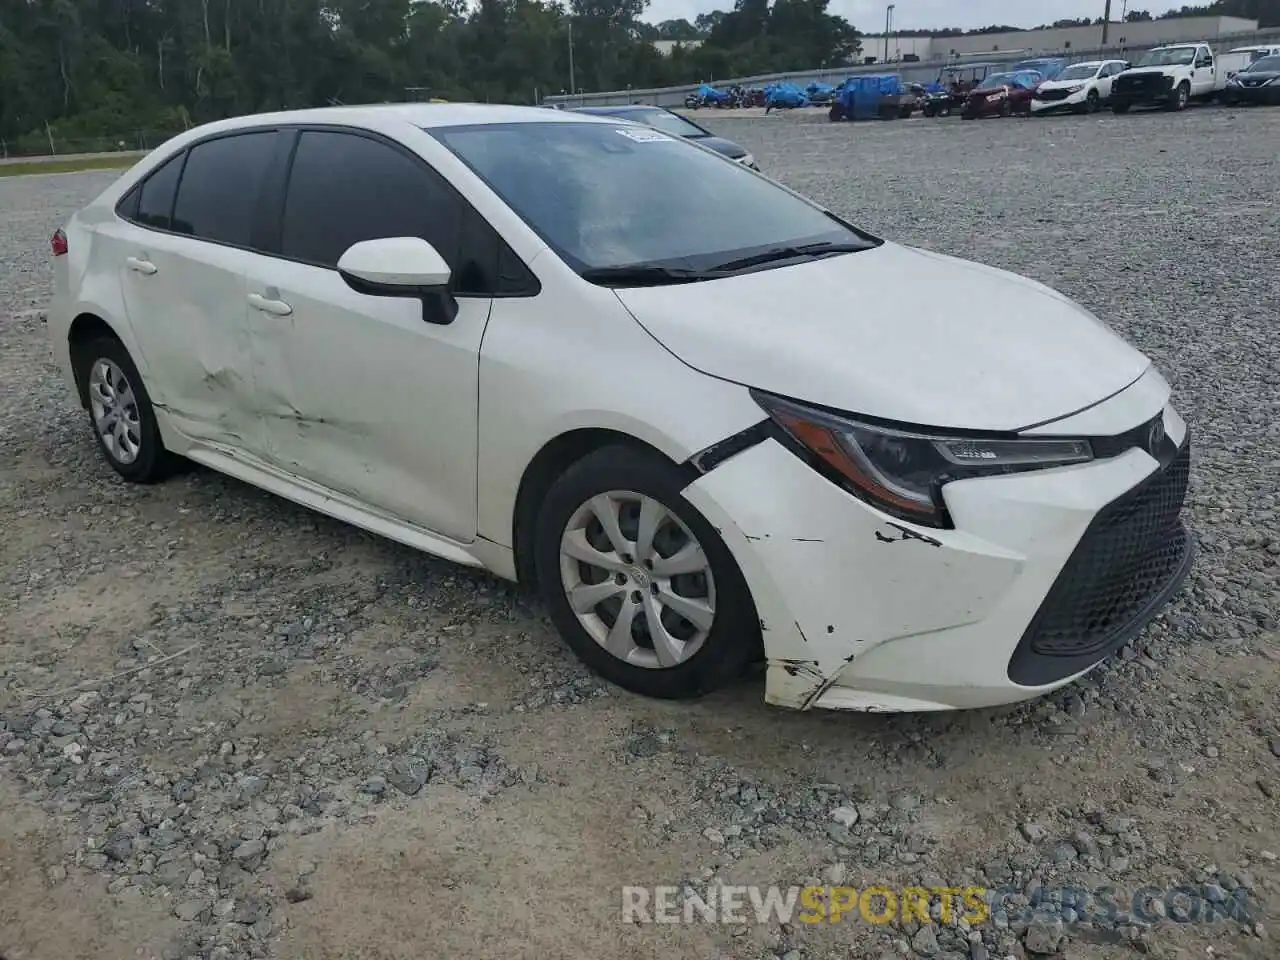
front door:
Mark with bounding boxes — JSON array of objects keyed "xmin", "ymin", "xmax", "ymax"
[{"xmin": 242, "ymin": 128, "xmax": 494, "ymax": 543}]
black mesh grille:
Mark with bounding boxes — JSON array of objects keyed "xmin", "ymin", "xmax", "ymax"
[
  {"xmin": 1009, "ymin": 439, "xmax": 1193, "ymax": 684},
  {"xmin": 1037, "ymin": 89, "xmax": 1071, "ymax": 101}
]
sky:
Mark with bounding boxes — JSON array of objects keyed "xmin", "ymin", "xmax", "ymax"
[{"xmin": 643, "ymin": 0, "xmax": 1114, "ymax": 31}]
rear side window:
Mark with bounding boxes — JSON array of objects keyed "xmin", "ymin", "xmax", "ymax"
[
  {"xmin": 124, "ymin": 153, "xmax": 185, "ymax": 230},
  {"xmin": 171, "ymin": 131, "xmax": 278, "ymax": 246}
]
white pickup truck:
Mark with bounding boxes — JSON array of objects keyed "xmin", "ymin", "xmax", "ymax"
[{"xmin": 1110, "ymin": 42, "xmax": 1226, "ymax": 112}]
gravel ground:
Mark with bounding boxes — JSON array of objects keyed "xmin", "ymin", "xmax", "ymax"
[{"xmin": 2, "ymin": 105, "xmax": 1279, "ymax": 960}]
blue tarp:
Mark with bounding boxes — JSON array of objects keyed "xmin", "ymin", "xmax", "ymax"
[
  {"xmin": 697, "ymin": 83, "xmax": 732, "ymax": 102},
  {"xmin": 764, "ymin": 82, "xmax": 809, "ymax": 108},
  {"xmin": 836, "ymin": 73, "xmax": 905, "ymax": 117}
]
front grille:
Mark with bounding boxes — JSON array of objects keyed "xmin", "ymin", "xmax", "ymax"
[
  {"xmin": 1008, "ymin": 438, "xmax": 1193, "ymax": 685},
  {"xmin": 1116, "ymin": 74, "xmax": 1168, "ymax": 93},
  {"xmin": 1037, "ymin": 88, "xmax": 1071, "ymax": 101}
]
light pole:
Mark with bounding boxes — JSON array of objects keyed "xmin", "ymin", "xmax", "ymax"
[
  {"xmin": 1102, "ymin": 0, "xmax": 1112, "ymax": 46},
  {"xmin": 884, "ymin": 4, "xmax": 895, "ymax": 63}
]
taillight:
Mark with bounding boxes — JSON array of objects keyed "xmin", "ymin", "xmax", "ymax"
[{"xmin": 51, "ymin": 228, "xmax": 68, "ymax": 257}]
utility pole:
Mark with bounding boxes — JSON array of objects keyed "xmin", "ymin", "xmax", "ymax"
[
  {"xmin": 1102, "ymin": 0, "xmax": 1112, "ymax": 46},
  {"xmin": 884, "ymin": 4, "xmax": 895, "ymax": 62},
  {"xmin": 565, "ymin": 19, "xmax": 576, "ymax": 97}
]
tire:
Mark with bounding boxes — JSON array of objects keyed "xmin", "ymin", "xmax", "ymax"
[
  {"xmin": 1085, "ymin": 90, "xmax": 1100, "ymax": 113},
  {"xmin": 533, "ymin": 445, "xmax": 760, "ymax": 700},
  {"xmin": 828, "ymin": 102, "xmax": 845, "ymax": 122},
  {"xmin": 1170, "ymin": 82, "xmax": 1190, "ymax": 111},
  {"xmin": 73, "ymin": 335, "xmax": 174, "ymax": 483},
  {"xmin": 999, "ymin": 100, "xmax": 1012, "ymax": 117},
  {"xmin": 1111, "ymin": 101, "xmax": 1131, "ymax": 114}
]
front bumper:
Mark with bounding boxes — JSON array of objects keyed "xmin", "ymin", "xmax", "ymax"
[
  {"xmin": 1224, "ymin": 84, "xmax": 1280, "ymax": 104},
  {"xmin": 682, "ymin": 400, "xmax": 1192, "ymax": 712},
  {"xmin": 1031, "ymin": 91, "xmax": 1087, "ymax": 113}
]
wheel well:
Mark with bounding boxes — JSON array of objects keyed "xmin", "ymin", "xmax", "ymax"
[
  {"xmin": 67, "ymin": 313, "xmax": 119, "ymax": 407},
  {"xmin": 511, "ymin": 429, "xmax": 696, "ymax": 589}
]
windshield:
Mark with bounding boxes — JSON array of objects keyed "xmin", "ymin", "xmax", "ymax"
[
  {"xmin": 610, "ymin": 108, "xmax": 708, "ymax": 139},
  {"xmin": 1056, "ymin": 63, "xmax": 1100, "ymax": 81},
  {"xmin": 977, "ymin": 73, "xmax": 1021, "ymax": 90},
  {"xmin": 1246, "ymin": 55, "xmax": 1280, "ymax": 71},
  {"xmin": 1137, "ymin": 47, "xmax": 1196, "ymax": 67},
  {"xmin": 431, "ymin": 121, "xmax": 877, "ymax": 276}
]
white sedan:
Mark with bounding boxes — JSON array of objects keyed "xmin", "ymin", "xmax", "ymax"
[
  {"xmin": 1031, "ymin": 59, "xmax": 1131, "ymax": 114},
  {"xmin": 47, "ymin": 104, "xmax": 1194, "ymax": 712}
]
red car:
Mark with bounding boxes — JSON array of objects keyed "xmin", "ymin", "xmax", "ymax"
[{"xmin": 961, "ymin": 70, "xmax": 1043, "ymax": 118}]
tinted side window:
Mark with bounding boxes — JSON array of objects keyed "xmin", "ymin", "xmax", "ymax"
[
  {"xmin": 134, "ymin": 153, "xmax": 186, "ymax": 230},
  {"xmin": 280, "ymin": 131, "xmax": 462, "ymax": 278},
  {"xmin": 171, "ymin": 131, "xmax": 278, "ymax": 246}
]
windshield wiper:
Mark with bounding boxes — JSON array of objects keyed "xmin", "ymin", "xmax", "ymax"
[
  {"xmin": 580, "ymin": 264, "xmax": 724, "ymax": 287},
  {"xmin": 711, "ymin": 241, "xmax": 869, "ymax": 273}
]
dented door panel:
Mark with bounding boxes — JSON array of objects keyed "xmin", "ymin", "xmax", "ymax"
[
  {"xmin": 243, "ymin": 257, "xmax": 490, "ymax": 543},
  {"xmin": 117, "ymin": 231, "xmax": 264, "ymax": 454}
]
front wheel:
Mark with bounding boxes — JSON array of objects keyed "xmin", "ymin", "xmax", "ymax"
[
  {"xmin": 1085, "ymin": 90, "xmax": 1100, "ymax": 113},
  {"xmin": 1111, "ymin": 101, "xmax": 1131, "ymax": 114},
  {"xmin": 534, "ymin": 445, "xmax": 761, "ymax": 700},
  {"xmin": 1169, "ymin": 82, "xmax": 1190, "ymax": 111}
]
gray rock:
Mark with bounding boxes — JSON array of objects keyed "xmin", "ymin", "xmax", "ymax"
[
  {"xmin": 387, "ymin": 756, "xmax": 430, "ymax": 796},
  {"xmin": 232, "ymin": 839, "xmax": 266, "ymax": 863},
  {"xmin": 1023, "ymin": 917, "xmax": 1064, "ymax": 955},
  {"xmin": 173, "ymin": 899, "xmax": 208, "ymax": 922}
]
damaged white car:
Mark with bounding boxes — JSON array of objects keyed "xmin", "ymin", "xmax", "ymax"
[{"xmin": 47, "ymin": 104, "xmax": 1194, "ymax": 712}]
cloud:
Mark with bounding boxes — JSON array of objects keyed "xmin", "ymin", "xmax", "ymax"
[{"xmin": 643, "ymin": 0, "xmax": 1112, "ymax": 31}]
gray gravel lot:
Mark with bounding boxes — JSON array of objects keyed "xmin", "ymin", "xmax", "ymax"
[{"xmin": 2, "ymin": 106, "xmax": 1279, "ymax": 960}]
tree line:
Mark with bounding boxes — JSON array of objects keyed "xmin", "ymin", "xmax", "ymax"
[
  {"xmin": 2, "ymin": 0, "xmax": 1274, "ymax": 153},
  {"xmin": 0, "ymin": 0, "xmax": 856, "ymax": 151}
]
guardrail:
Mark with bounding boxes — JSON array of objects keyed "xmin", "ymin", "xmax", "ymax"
[{"xmin": 541, "ymin": 27, "xmax": 1280, "ymax": 108}]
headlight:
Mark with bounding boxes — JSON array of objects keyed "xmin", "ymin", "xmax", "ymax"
[
  {"xmin": 1067, "ymin": 85, "xmax": 1084, "ymax": 94},
  {"xmin": 753, "ymin": 391, "xmax": 1094, "ymax": 528},
  {"xmin": 1228, "ymin": 75, "xmax": 1242, "ymax": 85}
]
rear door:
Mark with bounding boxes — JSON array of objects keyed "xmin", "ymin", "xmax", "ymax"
[{"xmin": 117, "ymin": 129, "xmax": 282, "ymax": 454}]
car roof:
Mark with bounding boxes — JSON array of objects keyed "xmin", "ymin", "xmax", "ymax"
[
  {"xmin": 1152, "ymin": 43, "xmax": 1201, "ymax": 50},
  {"xmin": 176, "ymin": 102, "xmax": 619, "ymax": 139},
  {"xmin": 571, "ymin": 104, "xmax": 661, "ymax": 114}
]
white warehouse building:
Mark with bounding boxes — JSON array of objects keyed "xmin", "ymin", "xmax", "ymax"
[{"xmin": 861, "ymin": 15, "xmax": 1260, "ymax": 62}]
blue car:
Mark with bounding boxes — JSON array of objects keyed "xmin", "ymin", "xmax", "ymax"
[{"xmin": 569, "ymin": 104, "xmax": 758, "ymax": 169}]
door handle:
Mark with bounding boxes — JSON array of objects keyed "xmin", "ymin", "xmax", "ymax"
[
  {"xmin": 248, "ymin": 292, "xmax": 293, "ymax": 317},
  {"xmin": 126, "ymin": 256, "xmax": 157, "ymax": 275}
]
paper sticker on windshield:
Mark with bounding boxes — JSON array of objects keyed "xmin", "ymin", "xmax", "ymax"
[{"xmin": 615, "ymin": 127, "xmax": 674, "ymax": 143}]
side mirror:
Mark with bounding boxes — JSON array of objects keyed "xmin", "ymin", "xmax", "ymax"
[{"xmin": 337, "ymin": 236, "xmax": 457, "ymax": 325}]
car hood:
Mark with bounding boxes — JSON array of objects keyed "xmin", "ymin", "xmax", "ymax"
[
  {"xmin": 1038, "ymin": 77, "xmax": 1092, "ymax": 90},
  {"xmin": 693, "ymin": 135, "xmax": 747, "ymax": 159},
  {"xmin": 613, "ymin": 242, "xmax": 1151, "ymax": 432},
  {"xmin": 1122, "ymin": 67, "xmax": 1180, "ymax": 77},
  {"xmin": 1237, "ymin": 70, "xmax": 1280, "ymax": 82}
]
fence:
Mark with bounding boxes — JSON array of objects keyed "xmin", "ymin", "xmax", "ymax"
[
  {"xmin": 541, "ymin": 26, "xmax": 1280, "ymax": 109},
  {"xmin": 0, "ymin": 128, "xmax": 187, "ymax": 161}
]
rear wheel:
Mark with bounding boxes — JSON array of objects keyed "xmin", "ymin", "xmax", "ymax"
[
  {"xmin": 73, "ymin": 335, "xmax": 174, "ymax": 483},
  {"xmin": 533, "ymin": 445, "xmax": 760, "ymax": 700}
]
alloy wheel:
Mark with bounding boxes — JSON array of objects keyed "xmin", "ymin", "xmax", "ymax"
[
  {"xmin": 88, "ymin": 358, "xmax": 142, "ymax": 465},
  {"xmin": 558, "ymin": 490, "xmax": 716, "ymax": 669}
]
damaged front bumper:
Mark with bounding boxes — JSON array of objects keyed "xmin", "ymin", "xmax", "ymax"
[{"xmin": 680, "ymin": 405, "xmax": 1191, "ymax": 712}]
